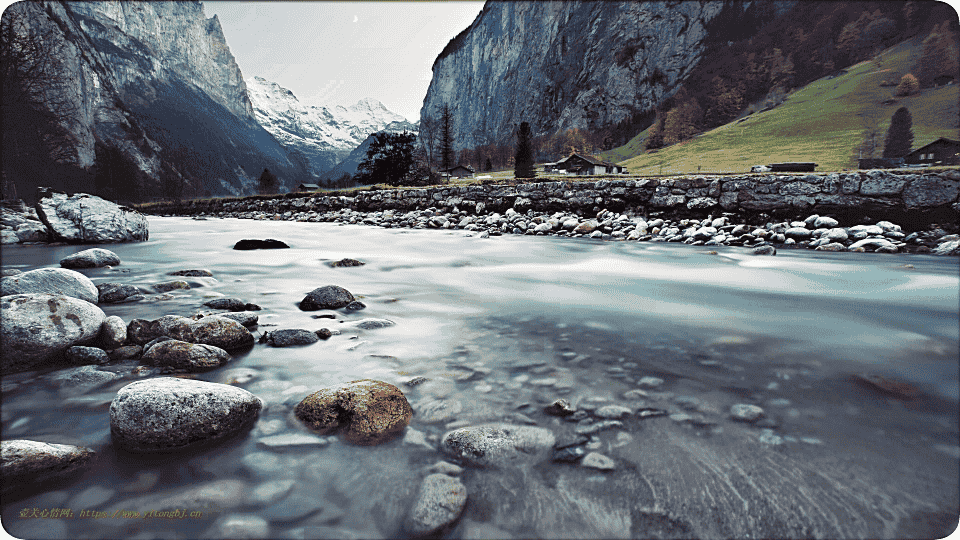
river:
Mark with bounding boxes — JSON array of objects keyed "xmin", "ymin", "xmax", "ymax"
[{"xmin": 2, "ymin": 216, "xmax": 958, "ymax": 539}]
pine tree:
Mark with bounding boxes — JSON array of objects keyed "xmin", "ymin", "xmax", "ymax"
[
  {"xmin": 257, "ymin": 168, "xmax": 278, "ymax": 194},
  {"xmin": 440, "ymin": 105, "xmax": 454, "ymax": 172},
  {"xmin": 913, "ymin": 23, "xmax": 960, "ymax": 88},
  {"xmin": 514, "ymin": 122, "xmax": 535, "ymax": 179},
  {"xmin": 882, "ymin": 107, "xmax": 913, "ymax": 158},
  {"xmin": 484, "ymin": 157, "xmax": 493, "ymax": 172}
]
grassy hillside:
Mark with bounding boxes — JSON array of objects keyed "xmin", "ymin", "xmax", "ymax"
[{"xmin": 610, "ymin": 38, "xmax": 958, "ymax": 175}]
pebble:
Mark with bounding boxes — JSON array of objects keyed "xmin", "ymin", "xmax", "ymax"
[
  {"xmin": 581, "ymin": 452, "xmax": 615, "ymax": 470},
  {"xmin": 404, "ymin": 474, "xmax": 468, "ymax": 537},
  {"xmin": 730, "ymin": 403, "xmax": 765, "ymax": 422},
  {"xmin": 637, "ymin": 376, "xmax": 664, "ymax": 388},
  {"xmin": 594, "ymin": 405, "xmax": 632, "ymax": 419},
  {"xmin": 257, "ymin": 433, "xmax": 330, "ymax": 449}
]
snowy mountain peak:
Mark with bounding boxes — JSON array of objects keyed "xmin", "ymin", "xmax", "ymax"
[{"xmin": 245, "ymin": 76, "xmax": 415, "ymax": 175}]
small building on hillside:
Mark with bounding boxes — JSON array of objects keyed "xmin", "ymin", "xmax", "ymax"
[
  {"xmin": 443, "ymin": 165, "xmax": 475, "ymax": 179},
  {"xmin": 858, "ymin": 157, "xmax": 904, "ymax": 169},
  {"xmin": 904, "ymin": 138, "xmax": 960, "ymax": 166},
  {"xmin": 553, "ymin": 153, "xmax": 625, "ymax": 175},
  {"xmin": 298, "ymin": 183, "xmax": 320, "ymax": 191}
]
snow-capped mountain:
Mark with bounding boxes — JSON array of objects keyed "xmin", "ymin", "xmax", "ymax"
[{"xmin": 246, "ymin": 76, "xmax": 416, "ymax": 175}]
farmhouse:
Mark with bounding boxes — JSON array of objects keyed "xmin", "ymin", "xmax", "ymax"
[
  {"xmin": 904, "ymin": 138, "xmax": 960, "ymax": 166},
  {"xmin": 443, "ymin": 165, "xmax": 475, "ymax": 179},
  {"xmin": 552, "ymin": 153, "xmax": 625, "ymax": 175},
  {"xmin": 298, "ymin": 183, "xmax": 320, "ymax": 191}
]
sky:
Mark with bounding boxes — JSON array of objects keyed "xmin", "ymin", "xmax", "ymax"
[{"xmin": 202, "ymin": 1, "xmax": 485, "ymax": 122}]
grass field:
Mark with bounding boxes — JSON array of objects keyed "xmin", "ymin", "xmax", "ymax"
[{"xmin": 606, "ymin": 38, "xmax": 958, "ymax": 175}]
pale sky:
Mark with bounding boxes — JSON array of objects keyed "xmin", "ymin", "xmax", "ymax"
[{"xmin": 202, "ymin": 1, "xmax": 485, "ymax": 122}]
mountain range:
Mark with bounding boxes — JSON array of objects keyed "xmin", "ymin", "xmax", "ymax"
[{"xmin": 245, "ymin": 76, "xmax": 416, "ymax": 177}]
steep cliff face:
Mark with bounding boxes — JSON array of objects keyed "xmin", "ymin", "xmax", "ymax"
[
  {"xmin": 246, "ymin": 76, "xmax": 414, "ymax": 175},
  {"xmin": 421, "ymin": 0, "xmax": 754, "ymax": 150},
  {"xmin": 4, "ymin": 1, "xmax": 309, "ymax": 198}
]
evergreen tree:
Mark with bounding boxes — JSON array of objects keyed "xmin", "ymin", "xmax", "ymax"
[
  {"xmin": 440, "ymin": 105, "xmax": 454, "ymax": 172},
  {"xmin": 913, "ymin": 23, "xmax": 960, "ymax": 88},
  {"xmin": 484, "ymin": 157, "xmax": 493, "ymax": 172},
  {"xmin": 514, "ymin": 121, "xmax": 536, "ymax": 179},
  {"xmin": 257, "ymin": 168, "xmax": 278, "ymax": 194},
  {"xmin": 354, "ymin": 131, "xmax": 417, "ymax": 186},
  {"xmin": 882, "ymin": 107, "xmax": 913, "ymax": 158}
]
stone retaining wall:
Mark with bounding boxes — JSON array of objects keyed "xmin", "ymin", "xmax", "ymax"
[{"xmin": 144, "ymin": 170, "xmax": 960, "ymax": 228}]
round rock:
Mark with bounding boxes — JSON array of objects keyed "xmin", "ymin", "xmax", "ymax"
[
  {"xmin": 100, "ymin": 315, "xmax": 127, "ymax": 349},
  {"xmin": 233, "ymin": 239, "xmax": 289, "ymax": 250},
  {"xmin": 404, "ymin": 474, "xmax": 467, "ymax": 538},
  {"xmin": 65, "ymin": 345, "xmax": 110, "ymax": 366},
  {"xmin": 141, "ymin": 340, "xmax": 231, "ymax": 372},
  {"xmin": 730, "ymin": 403, "xmax": 765, "ymax": 422},
  {"xmin": 1, "ymin": 268, "xmax": 98, "ymax": 304},
  {"xmin": 294, "ymin": 379, "xmax": 412, "ymax": 445},
  {"xmin": 1, "ymin": 440, "xmax": 95, "ymax": 495},
  {"xmin": 264, "ymin": 329, "xmax": 319, "ymax": 347},
  {"xmin": 96, "ymin": 283, "xmax": 144, "ymax": 304},
  {"xmin": 298, "ymin": 285, "xmax": 356, "ymax": 311},
  {"xmin": 110, "ymin": 377, "xmax": 262, "ymax": 453},
  {"xmin": 203, "ymin": 298, "xmax": 248, "ymax": 311},
  {"xmin": 1, "ymin": 293, "xmax": 106, "ymax": 373},
  {"xmin": 59, "ymin": 248, "xmax": 121, "ymax": 269},
  {"xmin": 441, "ymin": 424, "xmax": 556, "ymax": 468}
]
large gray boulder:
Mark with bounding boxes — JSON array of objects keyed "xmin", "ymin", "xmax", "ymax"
[
  {"xmin": 298, "ymin": 285, "xmax": 355, "ymax": 311},
  {"xmin": 140, "ymin": 339, "xmax": 231, "ymax": 372},
  {"xmin": 110, "ymin": 378, "xmax": 262, "ymax": 453},
  {"xmin": 35, "ymin": 190, "xmax": 148, "ymax": 243},
  {"xmin": 0, "ymin": 268, "xmax": 98, "ymax": 304},
  {"xmin": 404, "ymin": 474, "xmax": 468, "ymax": 538},
  {"xmin": 126, "ymin": 315, "xmax": 253, "ymax": 350},
  {"xmin": 60, "ymin": 248, "xmax": 121, "ymax": 268},
  {"xmin": 1, "ymin": 293, "xmax": 106, "ymax": 373},
  {"xmin": 441, "ymin": 424, "xmax": 555, "ymax": 468},
  {"xmin": 1, "ymin": 440, "xmax": 96, "ymax": 495}
]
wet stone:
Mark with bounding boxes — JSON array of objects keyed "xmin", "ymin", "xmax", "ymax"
[
  {"xmin": 203, "ymin": 297, "xmax": 248, "ymax": 311},
  {"xmin": 544, "ymin": 398, "xmax": 575, "ymax": 417},
  {"xmin": 217, "ymin": 311, "xmax": 259, "ymax": 327},
  {"xmin": 441, "ymin": 424, "xmax": 555, "ymax": 468},
  {"xmin": 575, "ymin": 420, "xmax": 623, "ymax": 436},
  {"xmin": 730, "ymin": 403, "xmax": 765, "ymax": 422},
  {"xmin": 581, "ymin": 452, "xmax": 616, "ymax": 471},
  {"xmin": 344, "ymin": 300, "xmax": 366, "ymax": 311},
  {"xmin": 553, "ymin": 445, "xmax": 586, "ymax": 463},
  {"xmin": 299, "ymin": 285, "xmax": 356, "ymax": 311},
  {"xmin": 404, "ymin": 474, "xmax": 468, "ymax": 538},
  {"xmin": 65, "ymin": 346, "xmax": 110, "ymax": 366},
  {"xmin": 169, "ymin": 269, "xmax": 214, "ymax": 277},
  {"xmin": 233, "ymin": 239, "xmax": 289, "ymax": 250},
  {"xmin": 59, "ymin": 248, "xmax": 120, "ymax": 269},
  {"xmin": 595, "ymin": 405, "xmax": 632, "ymax": 419},
  {"xmin": 1, "ymin": 440, "xmax": 96, "ymax": 495},
  {"xmin": 263, "ymin": 329, "xmax": 319, "ymax": 347},
  {"xmin": 328, "ymin": 258, "xmax": 365, "ymax": 268},
  {"xmin": 295, "ymin": 379, "xmax": 412, "ymax": 445}
]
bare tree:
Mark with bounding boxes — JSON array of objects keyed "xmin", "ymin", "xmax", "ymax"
[
  {"xmin": 418, "ymin": 114, "xmax": 439, "ymax": 171},
  {"xmin": 1, "ymin": 3, "xmax": 82, "ymax": 199}
]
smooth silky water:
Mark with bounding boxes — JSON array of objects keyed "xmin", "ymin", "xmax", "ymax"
[{"xmin": 2, "ymin": 216, "xmax": 958, "ymax": 539}]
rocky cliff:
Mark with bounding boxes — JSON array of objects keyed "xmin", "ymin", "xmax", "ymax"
[
  {"xmin": 4, "ymin": 1, "xmax": 310, "ymax": 198},
  {"xmin": 420, "ymin": 0, "xmax": 771, "ymax": 151}
]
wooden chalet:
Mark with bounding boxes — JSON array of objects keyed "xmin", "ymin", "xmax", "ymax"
[
  {"xmin": 443, "ymin": 165, "xmax": 475, "ymax": 179},
  {"xmin": 552, "ymin": 153, "xmax": 625, "ymax": 175},
  {"xmin": 904, "ymin": 138, "xmax": 960, "ymax": 166},
  {"xmin": 298, "ymin": 183, "xmax": 320, "ymax": 191}
]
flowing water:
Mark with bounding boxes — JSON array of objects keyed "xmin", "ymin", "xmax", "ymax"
[{"xmin": 2, "ymin": 216, "xmax": 958, "ymax": 539}]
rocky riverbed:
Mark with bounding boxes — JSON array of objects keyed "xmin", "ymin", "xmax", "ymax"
[{"xmin": 1, "ymin": 216, "xmax": 958, "ymax": 539}]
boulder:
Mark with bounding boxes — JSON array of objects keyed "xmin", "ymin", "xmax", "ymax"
[
  {"xmin": 15, "ymin": 221, "xmax": 48, "ymax": 243},
  {"xmin": 65, "ymin": 345, "xmax": 110, "ymax": 366},
  {"xmin": 440, "ymin": 424, "xmax": 555, "ymax": 468},
  {"xmin": 59, "ymin": 248, "xmax": 121, "ymax": 268},
  {"xmin": 298, "ymin": 285, "xmax": 356, "ymax": 311},
  {"xmin": 233, "ymin": 239, "xmax": 289, "ymax": 250},
  {"xmin": 109, "ymin": 378, "xmax": 262, "ymax": 453},
  {"xmin": 126, "ymin": 315, "xmax": 253, "ymax": 350},
  {"xmin": 262, "ymin": 329, "xmax": 319, "ymax": 347},
  {"xmin": 96, "ymin": 283, "xmax": 144, "ymax": 304},
  {"xmin": 1, "ymin": 294, "xmax": 106, "ymax": 373},
  {"xmin": 328, "ymin": 258, "xmax": 365, "ymax": 268},
  {"xmin": 294, "ymin": 379, "xmax": 412, "ymax": 445},
  {"xmin": 404, "ymin": 474, "xmax": 468, "ymax": 538},
  {"xmin": 216, "ymin": 311, "xmax": 259, "ymax": 327},
  {"xmin": 751, "ymin": 245, "xmax": 776, "ymax": 256},
  {"xmin": 1, "ymin": 440, "xmax": 95, "ymax": 495},
  {"xmin": 141, "ymin": 340, "xmax": 231, "ymax": 372},
  {"xmin": 1, "ymin": 268, "xmax": 98, "ymax": 304},
  {"xmin": 36, "ymin": 190, "xmax": 148, "ymax": 243},
  {"xmin": 203, "ymin": 298, "xmax": 248, "ymax": 311}
]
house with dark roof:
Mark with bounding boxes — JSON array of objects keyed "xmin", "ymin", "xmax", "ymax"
[
  {"xmin": 298, "ymin": 183, "xmax": 320, "ymax": 191},
  {"xmin": 553, "ymin": 153, "xmax": 625, "ymax": 175},
  {"xmin": 442, "ymin": 165, "xmax": 475, "ymax": 179},
  {"xmin": 904, "ymin": 138, "xmax": 960, "ymax": 166}
]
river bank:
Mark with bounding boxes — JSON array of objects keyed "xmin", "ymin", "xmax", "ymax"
[{"xmin": 1, "ymin": 217, "xmax": 958, "ymax": 539}]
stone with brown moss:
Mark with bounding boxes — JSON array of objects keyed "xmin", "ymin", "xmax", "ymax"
[{"xmin": 294, "ymin": 379, "xmax": 412, "ymax": 445}]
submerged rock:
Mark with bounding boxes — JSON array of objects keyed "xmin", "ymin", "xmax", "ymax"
[
  {"xmin": 295, "ymin": 379, "xmax": 412, "ymax": 445},
  {"xmin": 730, "ymin": 404, "xmax": 765, "ymax": 422},
  {"xmin": 1, "ymin": 440, "xmax": 96, "ymax": 495},
  {"xmin": 65, "ymin": 345, "xmax": 110, "ymax": 366},
  {"xmin": 328, "ymin": 258, "xmax": 365, "ymax": 268},
  {"xmin": 152, "ymin": 280, "xmax": 190, "ymax": 293},
  {"xmin": 404, "ymin": 473, "xmax": 468, "ymax": 538},
  {"xmin": 168, "ymin": 269, "xmax": 213, "ymax": 277},
  {"xmin": 1, "ymin": 268, "xmax": 99, "ymax": 304},
  {"xmin": 140, "ymin": 339, "xmax": 231, "ymax": 372},
  {"xmin": 441, "ymin": 424, "xmax": 555, "ymax": 468},
  {"xmin": 59, "ymin": 248, "xmax": 121, "ymax": 268},
  {"xmin": 298, "ymin": 285, "xmax": 356, "ymax": 311},
  {"xmin": 109, "ymin": 377, "xmax": 261, "ymax": 453},
  {"xmin": 262, "ymin": 329, "xmax": 319, "ymax": 347},
  {"xmin": 233, "ymin": 239, "xmax": 289, "ymax": 250},
  {"xmin": 1, "ymin": 293, "xmax": 106, "ymax": 373},
  {"xmin": 96, "ymin": 283, "xmax": 145, "ymax": 304}
]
